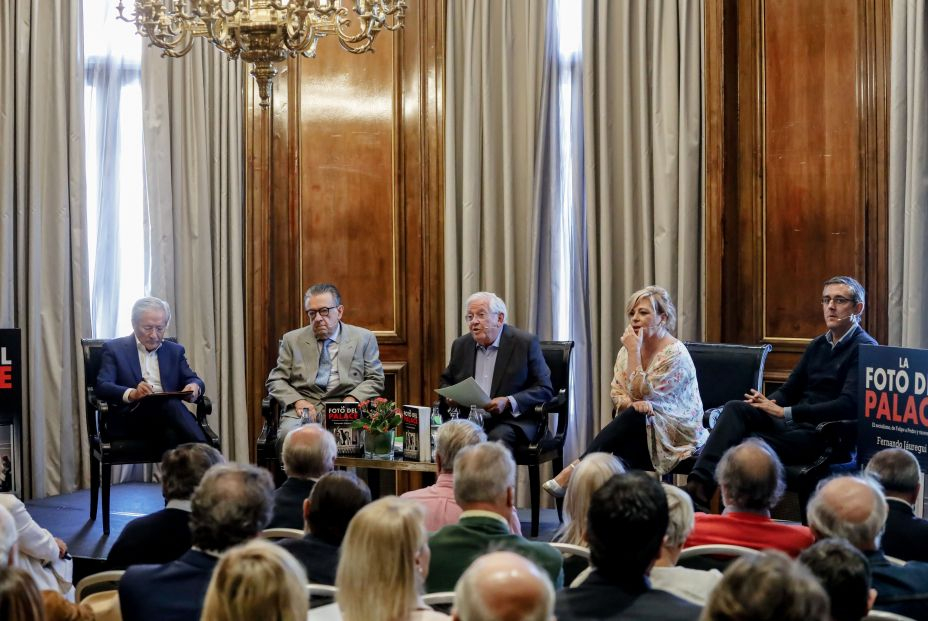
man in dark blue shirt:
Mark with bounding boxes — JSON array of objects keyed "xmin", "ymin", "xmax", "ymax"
[{"xmin": 687, "ymin": 276, "xmax": 877, "ymax": 506}]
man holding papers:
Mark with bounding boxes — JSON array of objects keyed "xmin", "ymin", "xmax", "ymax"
[
  {"xmin": 439, "ymin": 291, "xmax": 553, "ymax": 450},
  {"xmin": 96, "ymin": 296, "xmax": 209, "ymax": 450}
]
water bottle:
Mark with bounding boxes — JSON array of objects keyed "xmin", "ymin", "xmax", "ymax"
[{"xmin": 468, "ymin": 405, "xmax": 484, "ymax": 429}]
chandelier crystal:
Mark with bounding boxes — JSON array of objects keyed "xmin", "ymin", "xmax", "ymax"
[{"xmin": 116, "ymin": 0, "xmax": 407, "ymax": 107}]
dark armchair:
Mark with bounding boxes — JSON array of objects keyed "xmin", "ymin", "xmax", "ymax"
[
  {"xmin": 513, "ymin": 340, "xmax": 574, "ymax": 537},
  {"xmin": 81, "ymin": 338, "xmax": 220, "ymax": 534}
]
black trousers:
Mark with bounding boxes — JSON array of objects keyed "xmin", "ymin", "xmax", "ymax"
[
  {"xmin": 114, "ymin": 398, "xmax": 209, "ymax": 452},
  {"xmin": 690, "ymin": 399, "xmax": 823, "ymax": 485},
  {"xmin": 582, "ymin": 406, "xmax": 653, "ymax": 471}
]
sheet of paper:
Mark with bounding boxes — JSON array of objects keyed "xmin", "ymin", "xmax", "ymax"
[{"xmin": 434, "ymin": 377, "xmax": 490, "ymax": 407}]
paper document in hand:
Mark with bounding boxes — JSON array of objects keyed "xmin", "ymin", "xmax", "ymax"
[{"xmin": 434, "ymin": 377, "xmax": 490, "ymax": 407}]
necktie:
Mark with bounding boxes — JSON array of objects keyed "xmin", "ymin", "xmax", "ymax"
[{"xmin": 315, "ymin": 339, "xmax": 332, "ymax": 389}]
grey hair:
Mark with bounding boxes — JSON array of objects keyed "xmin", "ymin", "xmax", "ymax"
[
  {"xmin": 717, "ymin": 438, "xmax": 786, "ymax": 511},
  {"xmin": 865, "ymin": 448, "xmax": 922, "ymax": 495},
  {"xmin": 625, "ymin": 286, "xmax": 677, "ymax": 334},
  {"xmin": 131, "ymin": 297, "xmax": 172, "ymax": 326},
  {"xmin": 435, "ymin": 419, "xmax": 486, "ymax": 473},
  {"xmin": 454, "ymin": 442, "xmax": 515, "ymax": 505},
  {"xmin": 823, "ymin": 276, "xmax": 866, "ymax": 307},
  {"xmin": 464, "ymin": 292, "xmax": 508, "ymax": 319},
  {"xmin": 453, "ymin": 553, "xmax": 555, "ymax": 621},
  {"xmin": 807, "ymin": 475, "xmax": 888, "ymax": 551},
  {"xmin": 282, "ymin": 424, "xmax": 337, "ymax": 479},
  {"xmin": 190, "ymin": 463, "xmax": 274, "ymax": 552},
  {"xmin": 662, "ymin": 483, "xmax": 695, "ymax": 548},
  {"xmin": 303, "ymin": 283, "xmax": 342, "ymax": 307},
  {"xmin": 555, "ymin": 453, "xmax": 625, "ymax": 546},
  {"xmin": 0, "ymin": 504, "xmax": 15, "ymax": 562}
]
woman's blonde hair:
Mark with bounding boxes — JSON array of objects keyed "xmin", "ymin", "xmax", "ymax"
[
  {"xmin": 555, "ymin": 453, "xmax": 625, "ymax": 546},
  {"xmin": 336, "ymin": 497, "xmax": 428, "ymax": 621},
  {"xmin": 625, "ymin": 286, "xmax": 677, "ymax": 334},
  {"xmin": 200, "ymin": 539, "xmax": 307, "ymax": 621},
  {"xmin": 662, "ymin": 483, "xmax": 695, "ymax": 548}
]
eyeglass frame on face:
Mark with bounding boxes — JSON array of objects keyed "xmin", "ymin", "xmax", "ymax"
[
  {"xmin": 306, "ymin": 306, "xmax": 338, "ymax": 320},
  {"xmin": 465, "ymin": 310, "xmax": 499, "ymax": 323},
  {"xmin": 138, "ymin": 324, "xmax": 167, "ymax": 334},
  {"xmin": 821, "ymin": 296, "xmax": 854, "ymax": 307}
]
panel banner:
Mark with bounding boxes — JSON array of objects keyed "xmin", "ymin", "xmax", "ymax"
[{"xmin": 0, "ymin": 329, "xmax": 21, "ymax": 426}]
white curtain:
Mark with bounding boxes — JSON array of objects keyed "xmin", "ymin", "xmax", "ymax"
[
  {"xmin": 582, "ymin": 0, "xmax": 704, "ymax": 431},
  {"xmin": 888, "ymin": 0, "xmax": 928, "ymax": 348},
  {"xmin": 141, "ymin": 42, "xmax": 249, "ymax": 461},
  {"xmin": 0, "ymin": 1, "xmax": 89, "ymax": 496}
]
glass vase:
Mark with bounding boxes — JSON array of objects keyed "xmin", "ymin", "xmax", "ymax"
[{"xmin": 363, "ymin": 429, "xmax": 396, "ymax": 460}]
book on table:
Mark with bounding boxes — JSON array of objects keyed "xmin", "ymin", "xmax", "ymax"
[
  {"xmin": 324, "ymin": 401, "xmax": 362, "ymax": 456},
  {"xmin": 402, "ymin": 405, "xmax": 431, "ymax": 462}
]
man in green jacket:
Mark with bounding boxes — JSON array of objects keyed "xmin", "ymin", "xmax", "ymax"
[{"xmin": 426, "ymin": 441, "xmax": 563, "ymax": 592}]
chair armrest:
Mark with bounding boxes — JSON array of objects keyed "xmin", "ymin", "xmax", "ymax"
[
  {"xmin": 815, "ymin": 419, "xmax": 857, "ymax": 451},
  {"xmin": 261, "ymin": 396, "xmax": 280, "ymax": 440},
  {"xmin": 195, "ymin": 396, "xmax": 212, "ymax": 423},
  {"xmin": 532, "ymin": 389, "xmax": 568, "ymax": 445}
]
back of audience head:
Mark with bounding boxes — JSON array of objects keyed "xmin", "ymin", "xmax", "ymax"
[
  {"xmin": 304, "ymin": 471, "xmax": 371, "ymax": 545},
  {"xmin": 282, "ymin": 423, "xmax": 336, "ymax": 479},
  {"xmin": 701, "ymin": 550, "xmax": 829, "ymax": 621},
  {"xmin": 41, "ymin": 591, "xmax": 94, "ymax": 621},
  {"xmin": 660, "ymin": 483, "xmax": 695, "ymax": 564},
  {"xmin": 337, "ymin": 496, "xmax": 429, "ymax": 621},
  {"xmin": 806, "ymin": 475, "xmax": 887, "ymax": 551},
  {"xmin": 555, "ymin": 452, "xmax": 624, "ymax": 546},
  {"xmin": 0, "ymin": 566, "xmax": 45, "ymax": 621},
  {"xmin": 201, "ymin": 539, "xmax": 307, "ymax": 621},
  {"xmin": 454, "ymin": 442, "xmax": 515, "ymax": 510},
  {"xmin": 436, "ymin": 419, "xmax": 486, "ymax": 474},
  {"xmin": 0, "ymin": 504, "xmax": 15, "ymax": 565},
  {"xmin": 190, "ymin": 463, "xmax": 274, "ymax": 552},
  {"xmin": 865, "ymin": 447, "xmax": 921, "ymax": 503},
  {"xmin": 587, "ymin": 471, "xmax": 667, "ymax": 582},
  {"xmin": 799, "ymin": 538, "xmax": 875, "ymax": 621},
  {"xmin": 161, "ymin": 442, "xmax": 224, "ymax": 502},
  {"xmin": 717, "ymin": 438, "xmax": 785, "ymax": 512},
  {"xmin": 452, "ymin": 551, "xmax": 555, "ymax": 621}
]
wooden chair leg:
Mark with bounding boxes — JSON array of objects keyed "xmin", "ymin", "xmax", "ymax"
[
  {"xmin": 89, "ymin": 455, "xmax": 100, "ymax": 521},
  {"xmin": 529, "ymin": 464, "xmax": 540, "ymax": 538},
  {"xmin": 102, "ymin": 464, "xmax": 111, "ymax": 535}
]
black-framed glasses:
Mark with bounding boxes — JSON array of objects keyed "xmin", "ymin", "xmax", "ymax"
[
  {"xmin": 307, "ymin": 306, "xmax": 337, "ymax": 320},
  {"xmin": 821, "ymin": 296, "xmax": 853, "ymax": 306}
]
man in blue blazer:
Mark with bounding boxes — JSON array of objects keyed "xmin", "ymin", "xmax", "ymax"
[
  {"xmin": 96, "ymin": 297, "xmax": 208, "ymax": 449},
  {"xmin": 439, "ymin": 291, "xmax": 553, "ymax": 449}
]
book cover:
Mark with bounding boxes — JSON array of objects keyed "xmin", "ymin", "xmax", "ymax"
[
  {"xmin": 402, "ymin": 405, "xmax": 431, "ymax": 462},
  {"xmin": 324, "ymin": 402, "xmax": 362, "ymax": 456}
]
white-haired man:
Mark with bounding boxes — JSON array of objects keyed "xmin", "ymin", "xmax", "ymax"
[
  {"xmin": 865, "ymin": 447, "xmax": 928, "ymax": 562},
  {"xmin": 439, "ymin": 292, "xmax": 553, "ymax": 450},
  {"xmin": 267, "ymin": 423, "xmax": 337, "ymax": 529},
  {"xmin": 453, "ymin": 551, "xmax": 555, "ymax": 621}
]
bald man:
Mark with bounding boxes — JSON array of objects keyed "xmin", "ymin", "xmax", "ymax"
[
  {"xmin": 452, "ymin": 552, "xmax": 555, "ymax": 621},
  {"xmin": 267, "ymin": 424, "xmax": 337, "ymax": 529},
  {"xmin": 807, "ymin": 475, "xmax": 928, "ymax": 619},
  {"xmin": 684, "ymin": 439, "xmax": 813, "ymax": 557}
]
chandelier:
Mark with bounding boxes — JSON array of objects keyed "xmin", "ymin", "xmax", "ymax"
[{"xmin": 116, "ymin": 0, "xmax": 407, "ymax": 108}]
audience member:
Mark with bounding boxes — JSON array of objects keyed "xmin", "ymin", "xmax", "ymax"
[
  {"xmin": 799, "ymin": 538, "xmax": 876, "ymax": 621},
  {"xmin": 0, "ymin": 493, "xmax": 72, "ymax": 597},
  {"xmin": 865, "ymin": 447, "xmax": 928, "ymax": 562},
  {"xmin": 267, "ymin": 283, "xmax": 385, "ymax": 455},
  {"xmin": 200, "ymin": 539, "xmax": 307, "ymax": 621},
  {"xmin": 688, "ymin": 276, "xmax": 876, "ymax": 509},
  {"xmin": 268, "ymin": 423, "xmax": 337, "ymax": 529},
  {"xmin": 108, "ymin": 443, "xmax": 224, "ymax": 569},
  {"xmin": 700, "ymin": 550, "xmax": 829, "ymax": 621},
  {"xmin": 278, "ymin": 470, "xmax": 371, "ymax": 584},
  {"xmin": 547, "ymin": 286, "xmax": 705, "ymax": 494},
  {"xmin": 649, "ymin": 484, "xmax": 722, "ymax": 606},
  {"xmin": 402, "ymin": 419, "xmax": 521, "ymax": 534},
  {"xmin": 333, "ymin": 497, "xmax": 449, "ymax": 621},
  {"xmin": 0, "ymin": 504, "xmax": 15, "ymax": 565},
  {"xmin": 807, "ymin": 474, "xmax": 928, "ymax": 619},
  {"xmin": 427, "ymin": 442, "xmax": 563, "ymax": 592},
  {"xmin": 554, "ymin": 472, "xmax": 700, "ymax": 621},
  {"xmin": 96, "ymin": 296, "xmax": 210, "ymax": 449},
  {"xmin": 40, "ymin": 591, "xmax": 93, "ymax": 621},
  {"xmin": 684, "ymin": 439, "xmax": 813, "ymax": 557},
  {"xmin": 439, "ymin": 291, "xmax": 553, "ymax": 451},
  {"xmin": 0, "ymin": 566, "xmax": 45, "ymax": 621},
  {"xmin": 452, "ymin": 551, "xmax": 555, "ymax": 621},
  {"xmin": 119, "ymin": 463, "xmax": 274, "ymax": 621}
]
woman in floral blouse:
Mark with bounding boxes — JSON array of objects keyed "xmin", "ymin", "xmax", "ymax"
[{"xmin": 545, "ymin": 286, "xmax": 706, "ymax": 496}]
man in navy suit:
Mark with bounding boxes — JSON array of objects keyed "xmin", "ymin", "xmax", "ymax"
[
  {"xmin": 865, "ymin": 448, "xmax": 928, "ymax": 563},
  {"xmin": 439, "ymin": 291, "xmax": 553, "ymax": 449},
  {"xmin": 119, "ymin": 463, "xmax": 274, "ymax": 621},
  {"xmin": 96, "ymin": 296, "xmax": 209, "ymax": 449}
]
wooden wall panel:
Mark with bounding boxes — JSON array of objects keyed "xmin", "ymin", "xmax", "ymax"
[
  {"xmin": 244, "ymin": 0, "xmax": 444, "ymax": 456},
  {"xmin": 705, "ymin": 0, "xmax": 889, "ymax": 380}
]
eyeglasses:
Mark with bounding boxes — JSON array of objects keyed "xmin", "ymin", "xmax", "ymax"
[
  {"xmin": 821, "ymin": 296, "xmax": 853, "ymax": 306},
  {"xmin": 139, "ymin": 325, "xmax": 166, "ymax": 334},
  {"xmin": 307, "ymin": 306, "xmax": 337, "ymax": 320},
  {"xmin": 465, "ymin": 311, "xmax": 492, "ymax": 322}
]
